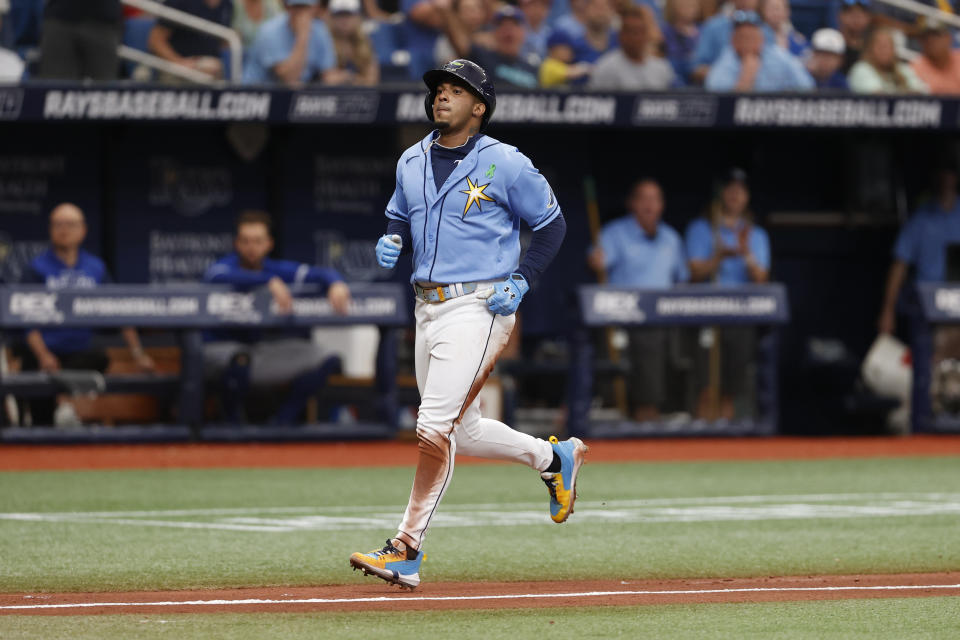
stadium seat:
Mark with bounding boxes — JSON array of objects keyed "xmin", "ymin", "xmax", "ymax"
[
  {"xmin": 791, "ymin": 0, "xmax": 834, "ymax": 38},
  {"xmin": 368, "ymin": 18, "xmax": 411, "ymax": 82}
]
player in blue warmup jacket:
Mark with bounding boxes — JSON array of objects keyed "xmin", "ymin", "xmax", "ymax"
[
  {"xmin": 349, "ymin": 59, "xmax": 588, "ymax": 590},
  {"xmin": 202, "ymin": 211, "xmax": 350, "ymax": 425},
  {"xmin": 16, "ymin": 203, "xmax": 155, "ymax": 427}
]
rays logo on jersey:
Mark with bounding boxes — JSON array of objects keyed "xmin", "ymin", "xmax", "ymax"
[{"xmin": 460, "ymin": 177, "xmax": 494, "ymax": 218}]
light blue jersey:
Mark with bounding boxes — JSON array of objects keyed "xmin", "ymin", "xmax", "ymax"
[
  {"xmin": 597, "ymin": 216, "xmax": 689, "ymax": 288},
  {"xmin": 685, "ymin": 217, "xmax": 771, "ymax": 285},
  {"xmin": 893, "ymin": 200, "xmax": 960, "ymax": 282},
  {"xmin": 386, "ymin": 131, "xmax": 562, "ymax": 284},
  {"xmin": 242, "ymin": 15, "xmax": 336, "ymax": 84}
]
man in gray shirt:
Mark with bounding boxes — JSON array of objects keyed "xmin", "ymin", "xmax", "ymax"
[{"xmin": 588, "ymin": 5, "xmax": 674, "ymax": 90}]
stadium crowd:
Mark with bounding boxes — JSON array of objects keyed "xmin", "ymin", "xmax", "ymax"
[{"xmin": 0, "ymin": 0, "xmax": 959, "ymax": 92}]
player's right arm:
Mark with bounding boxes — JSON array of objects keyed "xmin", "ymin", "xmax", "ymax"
[
  {"xmin": 878, "ymin": 220, "xmax": 918, "ymax": 334},
  {"xmin": 406, "ymin": 0, "xmax": 446, "ymax": 30},
  {"xmin": 377, "ymin": 161, "xmax": 412, "ymax": 269}
]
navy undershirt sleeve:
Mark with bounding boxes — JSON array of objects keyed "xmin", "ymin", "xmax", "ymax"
[
  {"xmin": 517, "ymin": 214, "xmax": 566, "ymax": 288},
  {"xmin": 387, "ymin": 219, "xmax": 413, "ymax": 255}
]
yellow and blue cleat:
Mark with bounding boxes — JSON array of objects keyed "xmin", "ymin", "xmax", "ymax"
[
  {"xmin": 541, "ymin": 436, "xmax": 588, "ymax": 523},
  {"xmin": 350, "ymin": 540, "xmax": 425, "ymax": 590}
]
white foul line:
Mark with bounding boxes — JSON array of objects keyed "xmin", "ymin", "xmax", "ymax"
[{"xmin": 2, "ymin": 584, "xmax": 959, "ymax": 611}]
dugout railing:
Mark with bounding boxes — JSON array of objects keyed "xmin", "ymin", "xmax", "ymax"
[
  {"xmin": 567, "ymin": 284, "xmax": 790, "ymax": 438},
  {"xmin": 0, "ymin": 283, "xmax": 409, "ymax": 442},
  {"xmin": 912, "ymin": 282, "xmax": 960, "ymax": 433}
]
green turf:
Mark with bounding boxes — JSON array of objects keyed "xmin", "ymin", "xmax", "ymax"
[
  {"xmin": 0, "ymin": 458, "xmax": 958, "ymax": 591},
  {"xmin": 2, "ymin": 598, "xmax": 959, "ymax": 639}
]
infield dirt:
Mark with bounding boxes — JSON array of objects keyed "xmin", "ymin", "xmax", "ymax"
[
  {"xmin": 3, "ymin": 435, "xmax": 960, "ymax": 471},
  {"xmin": 2, "ymin": 573, "xmax": 959, "ymax": 615}
]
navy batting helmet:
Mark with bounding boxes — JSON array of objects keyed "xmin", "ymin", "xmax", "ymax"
[{"xmin": 423, "ymin": 59, "xmax": 496, "ymax": 132}]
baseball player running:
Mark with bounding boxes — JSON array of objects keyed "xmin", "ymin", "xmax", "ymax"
[{"xmin": 349, "ymin": 59, "xmax": 588, "ymax": 590}]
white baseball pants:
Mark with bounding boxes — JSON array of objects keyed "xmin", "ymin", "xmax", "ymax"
[{"xmin": 395, "ymin": 288, "xmax": 555, "ymax": 550}]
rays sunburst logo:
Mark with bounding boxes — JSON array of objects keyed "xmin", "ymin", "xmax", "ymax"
[{"xmin": 460, "ymin": 176, "xmax": 494, "ymax": 218}]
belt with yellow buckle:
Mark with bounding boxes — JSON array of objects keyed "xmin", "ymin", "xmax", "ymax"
[{"xmin": 414, "ymin": 282, "xmax": 480, "ymax": 303}]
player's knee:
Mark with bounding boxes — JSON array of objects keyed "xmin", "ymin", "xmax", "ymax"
[
  {"xmin": 416, "ymin": 424, "xmax": 451, "ymax": 462},
  {"xmin": 415, "ymin": 421, "xmax": 450, "ymax": 446},
  {"xmin": 415, "ymin": 405, "xmax": 456, "ymax": 441}
]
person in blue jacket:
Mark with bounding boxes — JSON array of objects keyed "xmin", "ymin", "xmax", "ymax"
[
  {"xmin": 16, "ymin": 203, "xmax": 155, "ymax": 427},
  {"xmin": 202, "ymin": 210, "xmax": 350, "ymax": 425}
]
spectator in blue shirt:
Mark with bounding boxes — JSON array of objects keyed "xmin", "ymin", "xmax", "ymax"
[
  {"xmin": 685, "ymin": 169, "xmax": 770, "ymax": 420},
  {"xmin": 552, "ymin": 0, "xmax": 588, "ymax": 42},
  {"xmin": 661, "ymin": 0, "xmax": 703, "ymax": 85},
  {"xmin": 807, "ymin": 28, "xmax": 849, "ymax": 90},
  {"xmin": 15, "ymin": 203, "xmax": 155, "ymax": 427},
  {"xmin": 553, "ymin": 0, "xmax": 618, "ymax": 64},
  {"xmin": 402, "ymin": 0, "xmax": 447, "ymax": 79},
  {"xmin": 441, "ymin": 4, "xmax": 540, "ymax": 89},
  {"xmin": 759, "ymin": 0, "xmax": 807, "ymax": 58},
  {"xmin": 149, "ymin": 0, "xmax": 234, "ymax": 81},
  {"xmin": 588, "ymin": 179, "xmax": 689, "ymax": 422},
  {"xmin": 202, "ymin": 211, "xmax": 351, "ymax": 425},
  {"xmin": 879, "ymin": 164, "xmax": 960, "ymax": 335},
  {"xmin": 519, "ymin": 0, "xmax": 553, "ymax": 60},
  {"xmin": 705, "ymin": 11, "xmax": 814, "ymax": 92},
  {"xmin": 691, "ymin": 0, "xmax": 772, "ymax": 84},
  {"xmin": 571, "ymin": 0, "xmax": 618, "ymax": 64},
  {"xmin": 686, "ymin": 169, "xmax": 770, "ymax": 286},
  {"xmin": 243, "ymin": 0, "xmax": 338, "ymax": 86}
]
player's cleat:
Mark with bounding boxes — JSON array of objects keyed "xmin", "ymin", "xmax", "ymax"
[
  {"xmin": 349, "ymin": 540, "xmax": 425, "ymax": 589},
  {"xmin": 541, "ymin": 436, "xmax": 589, "ymax": 523}
]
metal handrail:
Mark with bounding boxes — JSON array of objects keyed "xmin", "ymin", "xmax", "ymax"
[
  {"xmin": 873, "ymin": 0, "xmax": 960, "ymax": 31},
  {"xmin": 118, "ymin": 45, "xmax": 218, "ymax": 84},
  {"xmin": 120, "ymin": 0, "xmax": 243, "ymax": 84}
]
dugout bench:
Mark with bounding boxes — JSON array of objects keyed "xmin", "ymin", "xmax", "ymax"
[
  {"xmin": 0, "ymin": 283, "xmax": 410, "ymax": 443},
  {"xmin": 566, "ymin": 284, "xmax": 790, "ymax": 438}
]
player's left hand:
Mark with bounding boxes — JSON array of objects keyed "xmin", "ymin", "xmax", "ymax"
[{"xmin": 477, "ymin": 273, "xmax": 529, "ymax": 316}]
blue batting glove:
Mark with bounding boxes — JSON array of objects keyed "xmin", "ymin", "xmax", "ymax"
[
  {"xmin": 479, "ymin": 273, "xmax": 529, "ymax": 316},
  {"xmin": 376, "ymin": 234, "xmax": 402, "ymax": 269}
]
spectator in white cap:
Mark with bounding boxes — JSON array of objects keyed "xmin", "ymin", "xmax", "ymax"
[
  {"xmin": 807, "ymin": 28, "xmax": 848, "ymax": 90},
  {"xmin": 911, "ymin": 18, "xmax": 960, "ymax": 95},
  {"xmin": 327, "ymin": 0, "xmax": 379, "ymax": 85},
  {"xmin": 0, "ymin": 0, "xmax": 24, "ymax": 83},
  {"xmin": 243, "ymin": 0, "xmax": 338, "ymax": 87}
]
